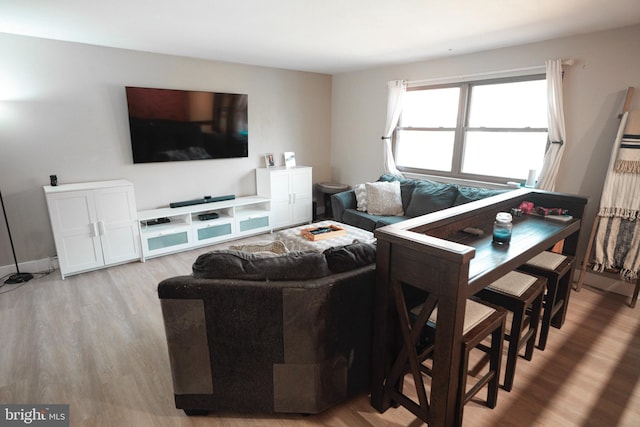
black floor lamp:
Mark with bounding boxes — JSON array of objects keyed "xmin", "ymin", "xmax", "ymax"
[{"xmin": 0, "ymin": 190, "xmax": 33, "ymax": 284}]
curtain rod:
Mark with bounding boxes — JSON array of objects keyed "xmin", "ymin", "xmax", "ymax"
[{"xmin": 406, "ymin": 59, "xmax": 575, "ymax": 87}]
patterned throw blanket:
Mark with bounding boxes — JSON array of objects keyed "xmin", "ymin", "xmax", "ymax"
[
  {"xmin": 593, "ymin": 216, "xmax": 640, "ymax": 281},
  {"xmin": 593, "ymin": 110, "xmax": 640, "ymax": 281},
  {"xmin": 598, "ymin": 111, "xmax": 640, "ymax": 219},
  {"xmin": 614, "ymin": 110, "xmax": 640, "ymax": 173}
]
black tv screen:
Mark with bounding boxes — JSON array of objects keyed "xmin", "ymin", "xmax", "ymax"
[{"xmin": 125, "ymin": 87, "xmax": 248, "ymax": 163}]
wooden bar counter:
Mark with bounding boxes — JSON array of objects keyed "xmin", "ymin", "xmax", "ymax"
[{"xmin": 370, "ymin": 188, "xmax": 588, "ymax": 426}]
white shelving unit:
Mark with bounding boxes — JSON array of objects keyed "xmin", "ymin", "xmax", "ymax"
[{"xmin": 137, "ymin": 195, "xmax": 271, "ymax": 260}]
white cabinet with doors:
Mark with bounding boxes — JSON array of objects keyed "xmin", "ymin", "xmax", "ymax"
[
  {"xmin": 44, "ymin": 180, "xmax": 140, "ymax": 279},
  {"xmin": 256, "ymin": 166, "xmax": 312, "ymax": 229}
]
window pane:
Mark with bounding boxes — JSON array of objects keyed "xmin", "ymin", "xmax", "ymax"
[
  {"xmin": 401, "ymin": 87, "xmax": 460, "ymax": 128},
  {"xmin": 462, "ymin": 131, "xmax": 547, "ymax": 179},
  {"xmin": 468, "ymin": 80, "xmax": 547, "ymax": 128},
  {"xmin": 396, "ymin": 130, "xmax": 454, "ymax": 171}
]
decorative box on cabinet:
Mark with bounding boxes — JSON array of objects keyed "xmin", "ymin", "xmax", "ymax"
[
  {"xmin": 256, "ymin": 166, "xmax": 312, "ymax": 229},
  {"xmin": 44, "ymin": 180, "xmax": 141, "ymax": 279},
  {"xmin": 137, "ymin": 196, "xmax": 271, "ymax": 260}
]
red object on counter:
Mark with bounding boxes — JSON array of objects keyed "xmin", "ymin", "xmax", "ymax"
[{"xmin": 518, "ymin": 201, "xmax": 535, "ymax": 214}]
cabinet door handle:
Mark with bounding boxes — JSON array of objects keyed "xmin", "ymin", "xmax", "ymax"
[
  {"xmin": 91, "ymin": 222, "xmax": 99, "ymax": 237},
  {"xmin": 98, "ymin": 221, "xmax": 106, "ymax": 236}
]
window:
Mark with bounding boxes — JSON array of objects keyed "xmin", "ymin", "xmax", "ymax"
[{"xmin": 395, "ymin": 76, "xmax": 548, "ymax": 183}]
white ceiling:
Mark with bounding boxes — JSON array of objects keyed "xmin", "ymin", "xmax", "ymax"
[{"xmin": 1, "ymin": 0, "xmax": 640, "ymax": 74}]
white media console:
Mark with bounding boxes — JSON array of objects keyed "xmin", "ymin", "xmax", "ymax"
[
  {"xmin": 138, "ymin": 166, "xmax": 313, "ymax": 261},
  {"xmin": 137, "ymin": 195, "xmax": 271, "ymax": 261}
]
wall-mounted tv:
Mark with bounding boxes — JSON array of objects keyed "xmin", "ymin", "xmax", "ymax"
[{"xmin": 125, "ymin": 86, "xmax": 248, "ymax": 163}]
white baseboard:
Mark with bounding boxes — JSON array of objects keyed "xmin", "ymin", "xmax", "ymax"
[
  {"xmin": 575, "ymin": 268, "xmax": 635, "ymax": 297},
  {"xmin": 0, "ymin": 257, "xmax": 58, "ymax": 278}
]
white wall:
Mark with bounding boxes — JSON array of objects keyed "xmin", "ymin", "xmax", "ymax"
[
  {"xmin": 331, "ymin": 24, "xmax": 640, "ymax": 266},
  {"xmin": 0, "ymin": 33, "xmax": 332, "ymax": 269},
  {"xmin": 4, "ymin": 25, "xmax": 640, "ymax": 284}
]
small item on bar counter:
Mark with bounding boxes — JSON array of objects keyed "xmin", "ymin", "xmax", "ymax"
[
  {"xmin": 492, "ymin": 212, "xmax": 513, "ymax": 245},
  {"xmin": 535, "ymin": 206, "xmax": 569, "ymax": 216},
  {"xmin": 518, "ymin": 201, "xmax": 535, "ymax": 214}
]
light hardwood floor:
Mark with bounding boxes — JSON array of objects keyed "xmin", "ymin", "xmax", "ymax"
[{"xmin": 1, "ymin": 239, "xmax": 639, "ymax": 426}]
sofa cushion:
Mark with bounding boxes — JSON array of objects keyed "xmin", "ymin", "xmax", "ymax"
[
  {"xmin": 356, "ymin": 181, "xmax": 409, "ymax": 214},
  {"xmin": 365, "ymin": 181, "xmax": 404, "ymax": 216},
  {"xmin": 405, "ymin": 180, "xmax": 458, "ymax": 217},
  {"xmin": 375, "ymin": 216, "xmax": 410, "ymax": 228},
  {"xmin": 377, "ymin": 173, "xmax": 415, "ymax": 186},
  {"xmin": 323, "ymin": 241, "xmax": 377, "ymax": 274},
  {"xmin": 192, "ymin": 250, "xmax": 330, "ymax": 280},
  {"xmin": 377, "ymin": 174, "xmax": 416, "ymax": 211},
  {"xmin": 341, "ymin": 208, "xmax": 410, "ymax": 232},
  {"xmin": 341, "ymin": 209, "xmax": 381, "ymax": 232},
  {"xmin": 453, "ymin": 186, "xmax": 509, "ymax": 206},
  {"xmin": 354, "ymin": 183, "xmax": 367, "ymax": 211}
]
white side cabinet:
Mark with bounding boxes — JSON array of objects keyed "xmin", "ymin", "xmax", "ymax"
[
  {"xmin": 256, "ymin": 166, "xmax": 312, "ymax": 229},
  {"xmin": 44, "ymin": 180, "xmax": 140, "ymax": 279}
]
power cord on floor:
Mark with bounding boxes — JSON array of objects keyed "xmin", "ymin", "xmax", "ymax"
[{"xmin": 0, "ymin": 268, "xmax": 54, "ymax": 295}]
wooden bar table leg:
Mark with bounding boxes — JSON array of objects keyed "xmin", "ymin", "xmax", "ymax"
[
  {"xmin": 371, "ymin": 230, "xmax": 473, "ymax": 427},
  {"xmin": 429, "ymin": 266, "xmax": 470, "ymax": 427},
  {"xmin": 371, "ymin": 239, "xmax": 393, "ymax": 412}
]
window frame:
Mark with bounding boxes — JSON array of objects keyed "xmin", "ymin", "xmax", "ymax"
[{"xmin": 394, "ymin": 74, "xmax": 547, "ymax": 184}]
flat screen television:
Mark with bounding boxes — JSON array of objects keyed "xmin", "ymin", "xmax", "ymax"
[{"xmin": 125, "ymin": 86, "xmax": 248, "ymax": 163}]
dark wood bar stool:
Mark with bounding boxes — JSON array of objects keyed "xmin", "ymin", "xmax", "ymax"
[
  {"xmin": 475, "ymin": 271, "xmax": 546, "ymax": 392},
  {"xmin": 518, "ymin": 251, "xmax": 575, "ymax": 350},
  {"xmin": 407, "ymin": 298, "xmax": 507, "ymax": 425}
]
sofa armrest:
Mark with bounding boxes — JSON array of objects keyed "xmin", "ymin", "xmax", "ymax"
[{"xmin": 331, "ymin": 190, "xmax": 357, "ymax": 221}]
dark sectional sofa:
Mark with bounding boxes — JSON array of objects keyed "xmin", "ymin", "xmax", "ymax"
[
  {"xmin": 331, "ymin": 174, "xmax": 510, "ymax": 231},
  {"xmin": 158, "ymin": 241, "xmax": 377, "ymax": 415},
  {"xmin": 157, "ymin": 175, "xmax": 510, "ymax": 416}
]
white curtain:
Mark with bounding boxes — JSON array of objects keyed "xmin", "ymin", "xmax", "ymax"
[
  {"xmin": 382, "ymin": 80, "xmax": 407, "ymax": 176},
  {"xmin": 536, "ymin": 59, "xmax": 566, "ymax": 191}
]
